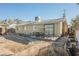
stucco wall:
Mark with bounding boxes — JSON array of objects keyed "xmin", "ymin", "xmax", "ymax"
[{"xmin": 15, "ymin": 21, "xmax": 64, "ymax": 37}]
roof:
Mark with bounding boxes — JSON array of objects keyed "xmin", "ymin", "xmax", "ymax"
[
  {"xmin": 43, "ymin": 18, "xmax": 65, "ymax": 24},
  {"xmin": 16, "ymin": 18, "xmax": 66, "ymax": 26},
  {"xmin": 33, "ymin": 18, "xmax": 66, "ymax": 25}
]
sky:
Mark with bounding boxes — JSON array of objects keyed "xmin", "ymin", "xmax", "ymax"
[{"xmin": 0, "ymin": 3, "xmax": 79, "ymax": 24}]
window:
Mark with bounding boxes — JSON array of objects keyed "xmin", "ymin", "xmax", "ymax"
[{"xmin": 45, "ymin": 24, "xmax": 54, "ymax": 35}]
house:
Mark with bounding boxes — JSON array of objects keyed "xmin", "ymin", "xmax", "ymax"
[
  {"xmin": 0, "ymin": 12, "xmax": 68, "ymax": 37},
  {"xmin": 15, "ymin": 15, "xmax": 68, "ymax": 37}
]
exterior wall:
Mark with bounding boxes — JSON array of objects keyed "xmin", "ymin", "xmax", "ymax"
[
  {"xmin": 15, "ymin": 21, "xmax": 64, "ymax": 37},
  {"xmin": 33, "ymin": 24, "xmax": 44, "ymax": 33},
  {"xmin": 57, "ymin": 22, "xmax": 63, "ymax": 36},
  {"xmin": 7, "ymin": 19, "xmax": 68, "ymax": 37},
  {"xmin": 62, "ymin": 20, "xmax": 68, "ymax": 35},
  {"xmin": 44, "ymin": 22, "xmax": 63, "ymax": 37},
  {"xmin": 16, "ymin": 25, "xmax": 23, "ymax": 34},
  {"xmin": 54, "ymin": 22, "xmax": 63, "ymax": 37},
  {"xmin": 16, "ymin": 24, "xmax": 33, "ymax": 35},
  {"xmin": 54, "ymin": 23, "xmax": 59, "ymax": 36},
  {"xmin": 24, "ymin": 25, "xmax": 33, "ymax": 34},
  {"xmin": 0, "ymin": 19, "xmax": 67, "ymax": 37},
  {"xmin": 16, "ymin": 24, "xmax": 45, "ymax": 35},
  {"xmin": 0, "ymin": 25, "xmax": 8, "ymax": 34},
  {"xmin": 59, "ymin": 22, "xmax": 63, "ymax": 35}
]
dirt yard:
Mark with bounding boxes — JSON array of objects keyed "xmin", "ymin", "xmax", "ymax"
[{"xmin": 0, "ymin": 36, "xmax": 53, "ymax": 56}]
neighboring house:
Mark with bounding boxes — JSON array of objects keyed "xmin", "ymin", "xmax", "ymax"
[{"xmin": 0, "ymin": 25, "xmax": 7, "ymax": 34}]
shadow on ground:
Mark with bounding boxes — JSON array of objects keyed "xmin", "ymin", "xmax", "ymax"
[{"xmin": 2, "ymin": 34, "xmax": 29, "ymax": 45}]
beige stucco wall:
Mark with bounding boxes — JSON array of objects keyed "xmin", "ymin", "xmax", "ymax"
[
  {"xmin": 33, "ymin": 24, "xmax": 44, "ymax": 33},
  {"xmin": 16, "ymin": 24, "xmax": 33, "ymax": 34},
  {"xmin": 54, "ymin": 23, "xmax": 58, "ymax": 36},
  {"xmin": 16, "ymin": 24, "xmax": 44, "ymax": 35},
  {"xmin": 15, "ymin": 22, "xmax": 63, "ymax": 37},
  {"xmin": 54, "ymin": 22, "xmax": 62, "ymax": 37},
  {"xmin": 59, "ymin": 22, "xmax": 63, "ymax": 35}
]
